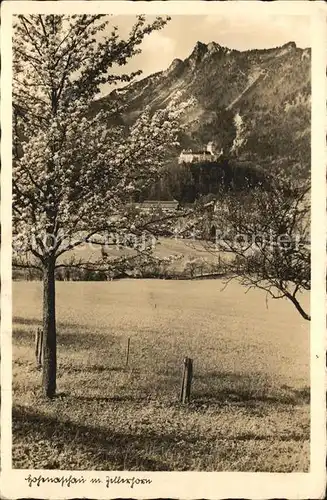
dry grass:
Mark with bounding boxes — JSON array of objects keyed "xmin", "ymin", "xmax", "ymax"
[{"xmin": 12, "ymin": 279, "xmax": 310, "ymax": 471}]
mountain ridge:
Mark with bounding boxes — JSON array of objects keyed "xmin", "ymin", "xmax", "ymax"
[{"xmin": 96, "ymin": 40, "xmax": 311, "ymax": 173}]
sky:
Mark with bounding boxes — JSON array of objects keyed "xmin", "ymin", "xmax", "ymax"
[{"xmin": 100, "ymin": 14, "xmax": 311, "ymax": 95}]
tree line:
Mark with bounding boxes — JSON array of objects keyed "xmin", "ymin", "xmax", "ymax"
[{"xmin": 144, "ymin": 157, "xmax": 270, "ymax": 203}]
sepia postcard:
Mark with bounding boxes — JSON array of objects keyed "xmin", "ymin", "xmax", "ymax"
[{"xmin": 1, "ymin": 1, "xmax": 326, "ymax": 498}]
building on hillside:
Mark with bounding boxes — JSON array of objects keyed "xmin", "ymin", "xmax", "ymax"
[
  {"xmin": 135, "ymin": 199, "xmax": 179, "ymax": 212},
  {"xmin": 178, "ymin": 141, "xmax": 223, "ymax": 164}
]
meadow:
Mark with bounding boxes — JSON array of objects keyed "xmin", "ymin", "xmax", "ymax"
[{"xmin": 12, "ymin": 278, "xmax": 310, "ymax": 471}]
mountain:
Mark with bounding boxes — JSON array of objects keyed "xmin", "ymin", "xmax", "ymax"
[{"xmin": 96, "ymin": 40, "xmax": 311, "ymax": 175}]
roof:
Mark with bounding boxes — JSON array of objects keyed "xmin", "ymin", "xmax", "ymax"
[
  {"xmin": 135, "ymin": 200, "xmax": 179, "ymax": 210},
  {"xmin": 142, "ymin": 200, "xmax": 178, "ymax": 206},
  {"xmin": 180, "ymin": 150, "xmax": 212, "ymax": 156}
]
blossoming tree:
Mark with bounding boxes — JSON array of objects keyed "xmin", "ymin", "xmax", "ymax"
[
  {"xmin": 13, "ymin": 14, "xmax": 180, "ymax": 398},
  {"xmin": 195, "ymin": 172, "xmax": 311, "ymax": 321}
]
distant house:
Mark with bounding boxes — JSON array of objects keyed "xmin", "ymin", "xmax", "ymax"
[
  {"xmin": 135, "ymin": 199, "xmax": 179, "ymax": 212},
  {"xmin": 178, "ymin": 141, "xmax": 223, "ymax": 164}
]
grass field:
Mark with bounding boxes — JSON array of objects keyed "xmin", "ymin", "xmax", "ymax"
[{"xmin": 12, "ymin": 279, "xmax": 310, "ymax": 471}]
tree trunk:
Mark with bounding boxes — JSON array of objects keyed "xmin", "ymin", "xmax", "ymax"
[{"xmin": 42, "ymin": 257, "xmax": 57, "ymax": 398}]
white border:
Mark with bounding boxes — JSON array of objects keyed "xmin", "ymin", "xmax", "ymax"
[{"xmin": 1, "ymin": 2, "xmax": 326, "ymax": 499}]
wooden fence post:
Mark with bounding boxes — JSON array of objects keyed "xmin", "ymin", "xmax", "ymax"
[
  {"xmin": 180, "ymin": 357, "xmax": 193, "ymax": 403},
  {"xmin": 38, "ymin": 328, "xmax": 43, "ymax": 367},
  {"xmin": 35, "ymin": 328, "xmax": 40, "ymax": 367},
  {"xmin": 125, "ymin": 337, "xmax": 130, "ymax": 368},
  {"xmin": 35, "ymin": 327, "xmax": 43, "ymax": 369}
]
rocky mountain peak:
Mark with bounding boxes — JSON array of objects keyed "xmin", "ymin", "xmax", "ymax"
[
  {"xmin": 194, "ymin": 40, "xmax": 207, "ymax": 51},
  {"xmin": 187, "ymin": 41, "xmax": 229, "ymax": 67},
  {"xmin": 189, "ymin": 41, "xmax": 207, "ymax": 60},
  {"xmin": 164, "ymin": 58, "xmax": 185, "ymax": 76},
  {"xmin": 281, "ymin": 41, "xmax": 297, "ymax": 51},
  {"xmin": 207, "ymin": 41, "xmax": 222, "ymax": 53}
]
